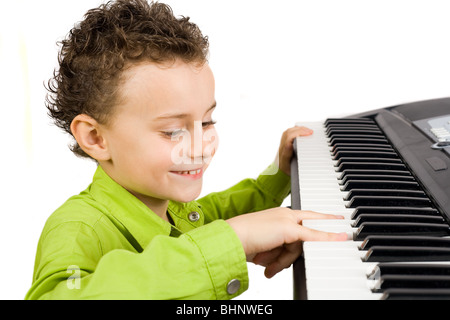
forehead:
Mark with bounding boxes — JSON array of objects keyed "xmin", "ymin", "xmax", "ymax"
[{"xmin": 116, "ymin": 60, "xmax": 215, "ymax": 118}]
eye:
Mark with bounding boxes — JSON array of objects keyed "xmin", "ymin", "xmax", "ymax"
[
  {"xmin": 202, "ymin": 120, "xmax": 217, "ymax": 129},
  {"xmin": 161, "ymin": 128, "xmax": 188, "ymax": 139}
]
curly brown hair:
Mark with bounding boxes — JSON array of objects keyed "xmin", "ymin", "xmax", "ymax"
[{"xmin": 46, "ymin": 0, "xmax": 209, "ymax": 159}]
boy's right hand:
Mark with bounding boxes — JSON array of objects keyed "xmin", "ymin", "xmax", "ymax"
[{"xmin": 226, "ymin": 207, "xmax": 348, "ymax": 278}]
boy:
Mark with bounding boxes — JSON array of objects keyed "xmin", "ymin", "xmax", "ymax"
[{"xmin": 26, "ymin": 0, "xmax": 346, "ymax": 300}]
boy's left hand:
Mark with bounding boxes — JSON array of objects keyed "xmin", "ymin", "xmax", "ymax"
[{"xmin": 277, "ymin": 126, "xmax": 313, "ymax": 176}]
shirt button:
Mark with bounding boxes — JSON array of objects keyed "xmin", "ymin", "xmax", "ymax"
[
  {"xmin": 226, "ymin": 279, "xmax": 241, "ymax": 295},
  {"xmin": 188, "ymin": 211, "xmax": 200, "ymax": 222}
]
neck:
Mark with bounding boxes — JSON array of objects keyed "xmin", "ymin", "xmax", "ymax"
[
  {"xmin": 130, "ymin": 191, "xmax": 170, "ymax": 221},
  {"xmin": 99, "ymin": 163, "xmax": 170, "ymax": 221}
]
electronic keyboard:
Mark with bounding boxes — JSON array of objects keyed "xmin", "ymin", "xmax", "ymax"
[{"xmin": 290, "ymin": 97, "xmax": 450, "ymax": 300}]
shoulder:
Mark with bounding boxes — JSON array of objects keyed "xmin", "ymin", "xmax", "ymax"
[{"xmin": 44, "ymin": 191, "xmax": 107, "ymax": 233}]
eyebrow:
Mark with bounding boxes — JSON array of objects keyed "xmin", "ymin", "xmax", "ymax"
[{"xmin": 155, "ymin": 101, "xmax": 217, "ymax": 121}]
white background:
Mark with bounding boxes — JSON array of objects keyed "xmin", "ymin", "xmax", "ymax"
[{"xmin": 1, "ymin": 0, "xmax": 450, "ymax": 300}]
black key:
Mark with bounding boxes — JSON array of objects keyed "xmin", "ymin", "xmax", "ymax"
[
  {"xmin": 354, "ymin": 222, "xmax": 450, "ymax": 241},
  {"xmin": 332, "ymin": 147, "xmax": 395, "ymax": 156},
  {"xmin": 341, "ymin": 180, "xmax": 420, "ymax": 191},
  {"xmin": 340, "ymin": 175, "xmax": 414, "ymax": 184},
  {"xmin": 346, "ymin": 196, "xmax": 432, "ymax": 208},
  {"xmin": 382, "ymin": 288, "xmax": 450, "ymax": 300},
  {"xmin": 338, "ymin": 170, "xmax": 411, "ymax": 179},
  {"xmin": 333, "ymin": 151, "xmax": 399, "ymax": 160},
  {"xmin": 336, "ymin": 162, "xmax": 407, "ymax": 171},
  {"xmin": 352, "ymin": 215, "xmax": 445, "ymax": 228},
  {"xmin": 330, "ymin": 137, "xmax": 388, "ymax": 146},
  {"xmin": 336, "ymin": 158, "xmax": 403, "ymax": 167},
  {"xmin": 360, "ymin": 236, "xmax": 450, "ymax": 250},
  {"xmin": 327, "ymin": 130, "xmax": 383, "ymax": 137},
  {"xmin": 331, "ymin": 143, "xmax": 394, "ymax": 152},
  {"xmin": 326, "ymin": 124, "xmax": 380, "ymax": 131},
  {"xmin": 329, "ymin": 139, "xmax": 390, "ymax": 146},
  {"xmin": 326, "ymin": 123, "xmax": 378, "ymax": 128},
  {"xmin": 351, "ymin": 207, "xmax": 441, "ymax": 219},
  {"xmin": 325, "ymin": 118, "xmax": 375, "ymax": 125},
  {"xmin": 368, "ymin": 263, "xmax": 450, "ymax": 279},
  {"xmin": 373, "ymin": 275, "xmax": 450, "ymax": 291},
  {"xmin": 344, "ymin": 189, "xmax": 426, "ymax": 201},
  {"xmin": 363, "ymin": 246, "xmax": 450, "ymax": 262}
]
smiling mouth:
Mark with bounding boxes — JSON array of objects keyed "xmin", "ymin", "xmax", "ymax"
[
  {"xmin": 170, "ymin": 168, "xmax": 203, "ymax": 178},
  {"xmin": 174, "ymin": 169, "xmax": 201, "ymax": 175}
]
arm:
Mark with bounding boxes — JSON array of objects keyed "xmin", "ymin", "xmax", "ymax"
[
  {"xmin": 197, "ymin": 126, "xmax": 314, "ymax": 222},
  {"xmin": 197, "ymin": 162, "xmax": 291, "ymax": 223},
  {"xmin": 26, "ymin": 220, "xmax": 248, "ymax": 300}
]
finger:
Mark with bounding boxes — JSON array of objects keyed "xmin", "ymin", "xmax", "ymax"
[
  {"xmin": 282, "ymin": 127, "xmax": 313, "ymax": 149},
  {"xmin": 297, "ymin": 225, "xmax": 349, "ymax": 242},
  {"xmin": 293, "ymin": 210, "xmax": 345, "ymax": 223},
  {"xmin": 252, "ymin": 247, "xmax": 284, "ymax": 267},
  {"xmin": 264, "ymin": 242, "xmax": 303, "ymax": 278},
  {"xmin": 293, "ymin": 126, "xmax": 314, "ymax": 137}
]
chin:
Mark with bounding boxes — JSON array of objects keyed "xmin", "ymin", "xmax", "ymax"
[{"xmin": 172, "ymin": 188, "xmax": 202, "ymax": 203}]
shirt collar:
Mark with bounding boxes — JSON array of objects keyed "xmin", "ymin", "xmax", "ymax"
[
  {"xmin": 88, "ymin": 166, "xmax": 204, "ymax": 250},
  {"xmin": 89, "ymin": 166, "xmax": 172, "ymax": 250}
]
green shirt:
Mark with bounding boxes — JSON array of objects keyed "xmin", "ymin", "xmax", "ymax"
[{"xmin": 25, "ymin": 163, "xmax": 290, "ymax": 300}]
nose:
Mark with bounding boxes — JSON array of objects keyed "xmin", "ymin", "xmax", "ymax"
[
  {"xmin": 186, "ymin": 121, "xmax": 218, "ymax": 165},
  {"xmin": 187, "ymin": 121, "xmax": 204, "ymax": 161}
]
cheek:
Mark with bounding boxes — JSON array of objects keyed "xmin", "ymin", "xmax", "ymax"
[{"xmin": 156, "ymin": 143, "xmax": 177, "ymax": 169}]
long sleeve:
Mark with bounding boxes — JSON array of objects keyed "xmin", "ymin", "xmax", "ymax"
[
  {"xmin": 197, "ymin": 163, "xmax": 291, "ymax": 223},
  {"xmin": 26, "ymin": 219, "xmax": 247, "ymax": 300}
]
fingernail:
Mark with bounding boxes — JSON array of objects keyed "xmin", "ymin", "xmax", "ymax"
[{"xmin": 339, "ymin": 232, "xmax": 349, "ymax": 240}]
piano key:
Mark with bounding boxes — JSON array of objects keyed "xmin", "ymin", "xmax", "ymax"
[
  {"xmin": 363, "ymin": 246, "xmax": 450, "ymax": 262},
  {"xmin": 360, "ymin": 236, "xmax": 450, "ymax": 250},
  {"xmin": 344, "ymin": 189, "xmax": 426, "ymax": 201},
  {"xmin": 352, "ymin": 214, "xmax": 445, "ymax": 228},
  {"xmin": 340, "ymin": 174, "xmax": 415, "ymax": 184},
  {"xmin": 368, "ymin": 263, "xmax": 450, "ymax": 279},
  {"xmin": 327, "ymin": 123, "xmax": 381, "ymax": 128},
  {"xmin": 331, "ymin": 143, "xmax": 394, "ymax": 152},
  {"xmin": 355, "ymin": 222, "xmax": 450, "ymax": 240},
  {"xmin": 332, "ymin": 146, "xmax": 395, "ymax": 155},
  {"xmin": 372, "ymin": 275, "xmax": 450, "ymax": 291},
  {"xmin": 327, "ymin": 129, "xmax": 383, "ymax": 137},
  {"xmin": 330, "ymin": 137, "xmax": 389, "ymax": 145},
  {"xmin": 381, "ymin": 288, "xmax": 450, "ymax": 300},
  {"xmin": 338, "ymin": 170, "xmax": 411, "ymax": 180},
  {"xmin": 346, "ymin": 196, "xmax": 432, "ymax": 208},
  {"xmin": 333, "ymin": 151, "xmax": 399, "ymax": 160},
  {"xmin": 325, "ymin": 124, "xmax": 378, "ymax": 129},
  {"xmin": 326, "ymin": 123, "xmax": 379, "ymax": 128},
  {"xmin": 336, "ymin": 162, "xmax": 407, "ymax": 171},
  {"xmin": 324, "ymin": 118, "xmax": 376, "ymax": 125},
  {"xmin": 351, "ymin": 207, "xmax": 441, "ymax": 219},
  {"xmin": 335, "ymin": 158, "xmax": 403, "ymax": 166},
  {"xmin": 341, "ymin": 180, "xmax": 420, "ymax": 191}
]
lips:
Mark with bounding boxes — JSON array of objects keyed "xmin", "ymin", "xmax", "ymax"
[
  {"xmin": 170, "ymin": 168, "xmax": 203, "ymax": 179},
  {"xmin": 173, "ymin": 169, "xmax": 202, "ymax": 175}
]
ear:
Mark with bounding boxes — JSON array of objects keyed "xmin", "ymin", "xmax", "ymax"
[{"xmin": 70, "ymin": 114, "xmax": 111, "ymax": 161}]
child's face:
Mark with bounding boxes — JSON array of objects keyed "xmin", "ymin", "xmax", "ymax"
[{"xmin": 100, "ymin": 60, "xmax": 217, "ymax": 204}]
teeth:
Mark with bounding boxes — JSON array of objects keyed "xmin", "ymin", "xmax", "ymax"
[{"xmin": 177, "ymin": 169, "xmax": 201, "ymax": 175}]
